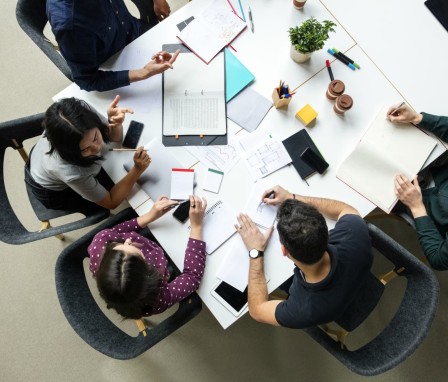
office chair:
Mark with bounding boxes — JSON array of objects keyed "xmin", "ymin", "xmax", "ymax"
[
  {"xmin": 303, "ymin": 222, "xmax": 439, "ymax": 376},
  {"xmin": 16, "ymin": 0, "xmax": 73, "ymax": 80},
  {"xmin": 55, "ymin": 207, "xmax": 203, "ymax": 360},
  {"xmin": 0, "ymin": 113, "xmax": 110, "ymax": 245}
]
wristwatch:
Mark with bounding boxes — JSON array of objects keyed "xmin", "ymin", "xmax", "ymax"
[{"xmin": 249, "ymin": 249, "xmax": 264, "ymax": 259}]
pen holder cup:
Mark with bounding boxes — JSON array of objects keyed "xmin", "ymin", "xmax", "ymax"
[{"xmin": 272, "ymin": 87, "xmax": 292, "ymax": 109}]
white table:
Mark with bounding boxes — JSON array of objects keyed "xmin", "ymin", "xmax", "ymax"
[{"xmin": 54, "ymin": 0, "xmax": 446, "ymax": 329}]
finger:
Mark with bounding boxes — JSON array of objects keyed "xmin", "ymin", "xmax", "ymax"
[
  {"xmin": 261, "ymin": 188, "xmax": 274, "ymax": 202},
  {"xmin": 265, "ymin": 225, "xmax": 275, "ymax": 240},
  {"xmin": 189, "ymin": 195, "xmax": 195, "ymax": 208},
  {"xmin": 412, "ymin": 175, "xmax": 421, "ymax": 191},
  {"xmin": 170, "ymin": 50, "xmax": 180, "ymax": 64},
  {"xmin": 236, "ymin": 214, "xmax": 244, "ymax": 227},
  {"xmin": 119, "ymin": 107, "xmax": 134, "ymax": 115},
  {"xmin": 110, "ymin": 95, "xmax": 120, "ymax": 108}
]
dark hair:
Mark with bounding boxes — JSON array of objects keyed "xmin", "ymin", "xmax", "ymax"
[
  {"xmin": 276, "ymin": 199, "xmax": 328, "ymax": 265},
  {"xmin": 43, "ymin": 98, "xmax": 110, "ymax": 167},
  {"xmin": 96, "ymin": 242, "xmax": 162, "ymax": 319}
]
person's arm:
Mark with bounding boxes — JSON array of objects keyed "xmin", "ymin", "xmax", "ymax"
[
  {"xmin": 394, "ymin": 175, "xmax": 427, "ymax": 218},
  {"xmin": 235, "ymin": 213, "xmax": 280, "ymax": 325},
  {"xmin": 146, "ymin": 196, "xmax": 208, "ymax": 313},
  {"xmin": 386, "ymin": 104, "xmax": 448, "ymax": 142},
  {"xmin": 261, "ymin": 185, "xmax": 359, "ymax": 220},
  {"xmin": 136, "ymin": 196, "xmax": 179, "ymax": 227},
  {"xmin": 154, "ymin": 0, "xmax": 171, "ymax": 20},
  {"xmin": 106, "ymin": 95, "xmax": 133, "ymax": 142},
  {"xmin": 57, "ymin": 29, "xmax": 130, "ymax": 92},
  {"xmin": 96, "ymin": 147, "xmax": 151, "ymax": 209},
  {"xmin": 414, "ymin": 217, "xmax": 448, "ymax": 270}
]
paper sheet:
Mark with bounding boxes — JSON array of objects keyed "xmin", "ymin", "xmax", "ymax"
[
  {"xmin": 203, "ymin": 168, "xmax": 224, "ymax": 193},
  {"xmin": 170, "ymin": 169, "xmax": 195, "ymax": 200}
]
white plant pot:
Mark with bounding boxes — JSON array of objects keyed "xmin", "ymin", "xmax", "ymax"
[{"xmin": 290, "ymin": 46, "xmax": 311, "ymax": 63}]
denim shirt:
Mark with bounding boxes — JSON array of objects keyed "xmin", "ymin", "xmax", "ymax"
[{"xmin": 47, "ymin": 0, "xmax": 142, "ymax": 91}]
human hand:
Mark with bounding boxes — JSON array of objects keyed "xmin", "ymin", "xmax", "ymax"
[
  {"xmin": 189, "ymin": 195, "xmax": 207, "ymax": 240},
  {"xmin": 394, "ymin": 174, "xmax": 427, "ymax": 218},
  {"xmin": 147, "ymin": 195, "xmax": 179, "ymax": 222},
  {"xmin": 143, "ymin": 50, "xmax": 180, "ymax": 77},
  {"xmin": 107, "ymin": 95, "xmax": 134, "ymax": 129},
  {"xmin": 261, "ymin": 185, "xmax": 294, "ymax": 205},
  {"xmin": 235, "ymin": 213, "xmax": 274, "ymax": 251},
  {"xmin": 386, "ymin": 104, "xmax": 422, "ymax": 125},
  {"xmin": 154, "ymin": 0, "xmax": 171, "ymax": 20},
  {"xmin": 133, "ymin": 146, "xmax": 151, "ymax": 172}
]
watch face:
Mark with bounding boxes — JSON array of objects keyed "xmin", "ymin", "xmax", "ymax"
[{"xmin": 249, "ymin": 249, "xmax": 262, "ymax": 258}]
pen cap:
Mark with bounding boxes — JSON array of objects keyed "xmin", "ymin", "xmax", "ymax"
[
  {"xmin": 333, "ymin": 94, "xmax": 353, "ymax": 115},
  {"xmin": 326, "ymin": 80, "xmax": 345, "ymax": 101}
]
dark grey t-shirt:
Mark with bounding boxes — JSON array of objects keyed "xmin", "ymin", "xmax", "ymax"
[
  {"xmin": 30, "ymin": 136, "xmax": 107, "ymax": 202},
  {"xmin": 275, "ymin": 214, "xmax": 373, "ymax": 329}
]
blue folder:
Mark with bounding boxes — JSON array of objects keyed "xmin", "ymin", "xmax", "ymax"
[{"xmin": 225, "ymin": 48, "xmax": 255, "ymax": 102}]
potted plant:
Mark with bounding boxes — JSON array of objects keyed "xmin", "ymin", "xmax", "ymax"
[{"xmin": 288, "ymin": 17, "xmax": 336, "ymax": 63}]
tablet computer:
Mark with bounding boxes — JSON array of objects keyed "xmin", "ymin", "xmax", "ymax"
[{"xmin": 211, "ymin": 280, "xmax": 248, "ymax": 317}]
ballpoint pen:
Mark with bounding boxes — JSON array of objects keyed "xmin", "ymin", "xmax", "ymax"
[
  {"xmin": 108, "ymin": 148, "xmax": 148, "ymax": 151},
  {"xmin": 248, "ymin": 6, "xmax": 254, "ymax": 33},
  {"xmin": 390, "ymin": 102, "xmax": 405, "ymax": 116}
]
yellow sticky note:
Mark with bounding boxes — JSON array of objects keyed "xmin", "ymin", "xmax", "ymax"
[{"xmin": 295, "ymin": 104, "xmax": 318, "ymax": 126}]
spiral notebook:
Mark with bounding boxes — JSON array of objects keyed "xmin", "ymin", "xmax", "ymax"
[{"xmin": 188, "ymin": 200, "xmax": 237, "ymax": 255}]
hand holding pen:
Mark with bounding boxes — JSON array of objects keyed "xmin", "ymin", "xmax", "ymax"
[
  {"xmin": 261, "ymin": 185, "xmax": 292, "ymax": 205},
  {"xmin": 386, "ymin": 103, "xmax": 423, "ymax": 125}
]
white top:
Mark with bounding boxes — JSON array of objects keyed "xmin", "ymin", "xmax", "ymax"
[{"xmin": 30, "ymin": 136, "xmax": 107, "ymax": 202}]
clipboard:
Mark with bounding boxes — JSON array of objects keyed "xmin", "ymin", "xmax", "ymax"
[{"xmin": 162, "ymin": 44, "xmax": 227, "ymax": 147}]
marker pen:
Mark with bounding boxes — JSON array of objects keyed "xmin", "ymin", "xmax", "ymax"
[
  {"xmin": 332, "ymin": 48, "xmax": 361, "ymax": 69},
  {"xmin": 327, "ymin": 49, "xmax": 356, "ymax": 71},
  {"xmin": 325, "ymin": 60, "xmax": 334, "ymax": 81}
]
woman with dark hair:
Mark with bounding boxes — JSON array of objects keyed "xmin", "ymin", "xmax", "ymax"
[
  {"xmin": 26, "ymin": 96, "xmax": 151, "ymax": 212},
  {"xmin": 89, "ymin": 195, "xmax": 207, "ymax": 319}
]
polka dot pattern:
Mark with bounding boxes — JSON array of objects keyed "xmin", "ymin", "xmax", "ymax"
[{"xmin": 87, "ymin": 218, "xmax": 207, "ymax": 317}]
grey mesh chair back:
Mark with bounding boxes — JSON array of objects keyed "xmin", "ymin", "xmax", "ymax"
[
  {"xmin": 55, "ymin": 208, "xmax": 202, "ymax": 360},
  {"xmin": 16, "ymin": 0, "xmax": 72, "ymax": 80},
  {"xmin": 304, "ymin": 222, "xmax": 439, "ymax": 376},
  {"xmin": 0, "ymin": 114, "xmax": 109, "ymax": 244}
]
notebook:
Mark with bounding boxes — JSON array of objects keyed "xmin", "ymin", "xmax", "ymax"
[
  {"xmin": 170, "ymin": 168, "xmax": 195, "ymax": 200},
  {"xmin": 189, "ymin": 200, "xmax": 237, "ymax": 255},
  {"xmin": 425, "ymin": 0, "xmax": 448, "ymax": 32},
  {"xmin": 337, "ymin": 106, "xmax": 438, "ymax": 213},
  {"xmin": 163, "ymin": 51, "xmax": 226, "ymax": 136},
  {"xmin": 176, "ymin": 0, "xmax": 246, "ymax": 64},
  {"xmin": 225, "ymin": 48, "xmax": 255, "ymax": 102},
  {"xmin": 282, "ymin": 129, "xmax": 327, "ymax": 179}
]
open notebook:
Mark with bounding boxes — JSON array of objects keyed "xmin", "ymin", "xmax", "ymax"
[
  {"xmin": 189, "ymin": 200, "xmax": 237, "ymax": 255},
  {"xmin": 337, "ymin": 106, "xmax": 438, "ymax": 213}
]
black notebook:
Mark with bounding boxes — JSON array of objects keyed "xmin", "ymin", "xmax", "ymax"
[
  {"xmin": 282, "ymin": 129, "xmax": 327, "ymax": 179},
  {"xmin": 425, "ymin": 0, "xmax": 448, "ymax": 32}
]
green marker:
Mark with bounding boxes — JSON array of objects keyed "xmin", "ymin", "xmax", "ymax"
[{"xmin": 332, "ymin": 48, "xmax": 361, "ymax": 69}]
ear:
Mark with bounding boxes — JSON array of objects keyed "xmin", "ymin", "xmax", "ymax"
[{"xmin": 280, "ymin": 245, "xmax": 288, "ymax": 257}]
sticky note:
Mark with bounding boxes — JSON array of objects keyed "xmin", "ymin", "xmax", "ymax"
[
  {"xmin": 203, "ymin": 168, "xmax": 224, "ymax": 194},
  {"xmin": 170, "ymin": 168, "xmax": 194, "ymax": 200},
  {"xmin": 296, "ymin": 104, "xmax": 318, "ymax": 126}
]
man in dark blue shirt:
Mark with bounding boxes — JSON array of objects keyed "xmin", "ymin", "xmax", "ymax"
[
  {"xmin": 47, "ymin": 0, "xmax": 176, "ymax": 91},
  {"xmin": 235, "ymin": 185, "xmax": 373, "ymax": 329}
]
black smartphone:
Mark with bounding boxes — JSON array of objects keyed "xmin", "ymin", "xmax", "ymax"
[
  {"xmin": 300, "ymin": 147, "xmax": 329, "ymax": 174},
  {"xmin": 122, "ymin": 120, "xmax": 144, "ymax": 148},
  {"xmin": 173, "ymin": 200, "xmax": 190, "ymax": 223}
]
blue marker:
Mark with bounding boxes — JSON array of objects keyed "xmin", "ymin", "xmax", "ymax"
[{"xmin": 327, "ymin": 49, "xmax": 356, "ymax": 71}]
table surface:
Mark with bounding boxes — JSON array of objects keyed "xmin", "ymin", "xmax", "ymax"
[{"xmin": 54, "ymin": 0, "xmax": 447, "ymax": 329}]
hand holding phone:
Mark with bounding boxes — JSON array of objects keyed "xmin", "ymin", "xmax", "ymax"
[
  {"xmin": 173, "ymin": 200, "xmax": 190, "ymax": 223},
  {"xmin": 123, "ymin": 120, "xmax": 144, "ymax": 148}
]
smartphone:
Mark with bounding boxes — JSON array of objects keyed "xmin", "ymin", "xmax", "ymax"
[
  {"xmin": 300, "ymin": 147, "xmax": 329, "ymax": 174},
  {"xmin": 172, "ymin": 199, "xmax": 190, "ymax": 223},
  {"xmin": 211, "ymin": 281, "xmax": 248, "ymax": 317},
  {"xmin": 122, "ymin": 120, "xmax": 144, "ymax": 149}
]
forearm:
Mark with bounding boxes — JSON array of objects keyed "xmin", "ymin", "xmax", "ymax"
[
  {"xmin": 248, "ymin": 258, "xmax": 269, "ymax": 315},
  {"xmin": 415, "ymin": 216, "xmax": 448, "ymax": 270},
  {"xmin": 419, "ymin": 113, "xmax": 448, "ymax": 142},
  {"xmin": 295, "ymin": 195, "xmax": 359, "ymax": 220},
  {"xmin": 101, "ymin": 168, "xmax": 142, "ymax": 209},
  {"xmin": 108, "ymin": 124, "xmax": 123, "ymax": 142}
]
